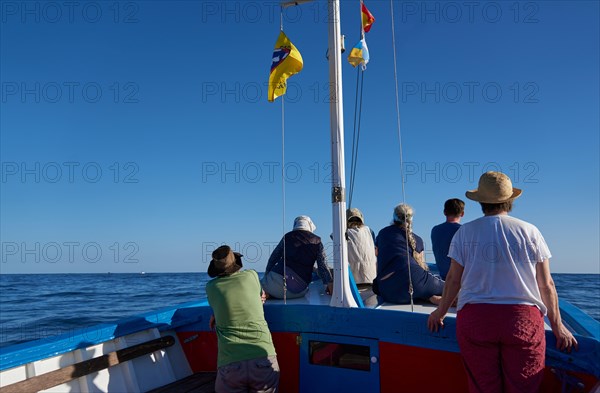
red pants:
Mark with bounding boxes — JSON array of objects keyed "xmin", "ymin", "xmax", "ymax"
[{"xmin": 456, "ymin": 304, "xmax": 546, "ymax": 393}]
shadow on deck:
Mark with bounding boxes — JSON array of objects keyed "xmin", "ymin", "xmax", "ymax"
[{"xmin": 148, "ymin": 372, "xmax": 216, "ymax": 393}]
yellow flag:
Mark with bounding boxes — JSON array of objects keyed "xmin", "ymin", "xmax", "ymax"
[
  {"xmin": 348, "ymin": 38, "xmax": 369, "ymax": 69},
  {"xmin": 268, "ymin": 31, "xmax": 303, "ymax": 102}
]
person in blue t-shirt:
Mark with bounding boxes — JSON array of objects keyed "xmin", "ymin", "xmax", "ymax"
[
  {"xmin": 431, "ymin": 198, "xmax": 465, "ymax": 280},
  {"xmin": 374, "ymin": 204, "xmax": 444, "ymax": 304}
]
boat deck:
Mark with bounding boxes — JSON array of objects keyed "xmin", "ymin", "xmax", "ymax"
[
  {"xmin": 265, "ymin": 281, "xmax": 558, "ymax": 330},
  {"xmin": 147, "ymin": 372, "xmax": 216, "ymax": 393},
  {"xmin": 265, "ymin": 280, "xmax": 459, "ymax": 315}
]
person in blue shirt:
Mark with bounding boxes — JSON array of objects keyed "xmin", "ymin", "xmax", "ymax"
[
  {"xmin": 374, "ymin": 204, "xmax": 444, "ymax": 304},
  {"xmin": 431, "ymin": 198, "xmax": 465, "ymax": 280}
]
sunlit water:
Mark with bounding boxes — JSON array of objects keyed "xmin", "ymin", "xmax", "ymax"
[{"xmin": 0, "ymin": 273, "xmax": 598, "ymax": 348}]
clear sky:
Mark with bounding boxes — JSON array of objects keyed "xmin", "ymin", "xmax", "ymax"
[{"xmin": 1, "ymin": 1, "xmax": 598, "ymax": 274}]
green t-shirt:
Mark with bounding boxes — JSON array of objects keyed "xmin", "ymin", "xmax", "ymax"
[{"xmin": 206, "ymin": 270, "xmax": 276, "ymax": 367}]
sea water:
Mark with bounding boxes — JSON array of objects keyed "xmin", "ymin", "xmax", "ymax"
[{"xmin": 0, "ymin": 273, "xmax": 598, "ymax": 348}]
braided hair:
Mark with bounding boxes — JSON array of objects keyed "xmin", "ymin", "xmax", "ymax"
[{"xmin": 393, "ymin": 204, "xmax": 428, "ymax": 270}]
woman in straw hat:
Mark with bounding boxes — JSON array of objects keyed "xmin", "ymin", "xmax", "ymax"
[
  {"xmin": 346, "ymin": 207, "xmax": 377, "ymax": 285},
  {"xmin": 206, "ymin": 245, "xmax": 280, "ymax": 393},
  {"xmin": 373, "ymin": 203, "xmax": 445, "ymax": 304},
  {"xmin": 427, "ymin": 171, "xmax": 577, "ymax": 393}
]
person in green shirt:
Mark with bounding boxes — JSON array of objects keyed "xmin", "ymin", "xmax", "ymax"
[{"xmin": 206, "ymin": 245, "xmax": 280, "ymax": 393}]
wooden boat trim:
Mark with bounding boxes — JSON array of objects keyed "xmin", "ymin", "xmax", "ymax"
[
  {"xmin": 0, "ymin": 300, "xmax": 205, "ymax": 371},
  {"xmin": 0, "ymin": 336, "xmax": 175, "ymax": 393}
]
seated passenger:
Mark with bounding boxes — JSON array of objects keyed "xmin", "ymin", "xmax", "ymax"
[
  {"xmin": 374, "ymin": 204, "xmax": 444, "ymax": 304},
  {"xmin": 431, "ymin": 198, "xmax": 465, "ymax": 280},
  {"xmin": 346, "ymin": 208, "xmax": 377, "ymax": 285},
  {"xmin": 262, "ymin": 216, "xmax": 333, "ymax": 299}
]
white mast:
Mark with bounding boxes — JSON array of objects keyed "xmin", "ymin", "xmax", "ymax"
[
  {"xmin": 280, "ymin": 0, "xmax": 357, "ymax": 307},
  {"xmin": 328, "ymin": 0, "xmax": 358, "ymax": 308}
]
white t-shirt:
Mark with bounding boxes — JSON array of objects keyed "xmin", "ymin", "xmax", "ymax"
[{"xmin": 449, "ymin": 214, "xmax": 551, "ymax": 314}]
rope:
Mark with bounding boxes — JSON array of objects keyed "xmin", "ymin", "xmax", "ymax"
[
  {"xmin": 281, "ymin": 91, "xmax": 287, "ymax": 305},
  {"xmin": 280, "ymin": 6, "xmax": 287, "ymax": 305},
  {"xmin": 348, "ymin": 5, "xmax": 366, "ymax": 209},
  {"xmin": 348, "ymin": 68, "xmax": 365, "ymax": 207},
  {"xmin": 349, "ymin": 69, "xmax": 359, "ymax": 208},
  {"xmin": 390, "ymin": 0, "xmax": 414, "ymax": 311}
]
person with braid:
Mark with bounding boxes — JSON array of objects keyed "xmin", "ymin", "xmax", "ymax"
[{"xmin": 373, "ymin": 203, "xmax": 445, "ymax": 304}]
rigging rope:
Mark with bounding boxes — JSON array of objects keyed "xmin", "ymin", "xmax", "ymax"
[
  {"xmin": 389, "ymin": 0, "xmax": 414, "ymax": 311},
  {"xmin": 280, "ymin": 7, "xmax": 287, "ymax": 305},
  {"xmin": 281, "ymin": 96, "xmax": 287, "ymax": 305},
  {"xmin": 348, "ymin": 1, "xmax": 367, "ymax": 209},
  {"xmin": 348, "ymin": 67, "xmax": 365, "ymax": 208}
]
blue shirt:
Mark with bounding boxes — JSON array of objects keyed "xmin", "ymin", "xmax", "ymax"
[
  {"xmin": 375, "ymin": 225, "xmax": 444, "ymax": 303},
  {"xmin": 431, "ymin": 222, "xmax": 461, "ymax": 280}
]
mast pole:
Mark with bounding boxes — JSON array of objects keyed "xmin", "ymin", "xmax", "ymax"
[{"xmin": 328, "ymin": 0, "xmax": 357, "ymax": 308}]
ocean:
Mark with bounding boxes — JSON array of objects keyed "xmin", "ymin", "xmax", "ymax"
[{"xmin": 0, "ymin": 273, "xmax": 598, "ymax": 349}]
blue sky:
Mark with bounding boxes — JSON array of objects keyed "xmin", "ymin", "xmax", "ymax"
[{"xmin": 1, "ymin": 1, "xmax": 598, "ymax": 274}]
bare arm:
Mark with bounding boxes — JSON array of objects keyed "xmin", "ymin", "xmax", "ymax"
[
  {"xmin": 536, "ymin": 260, "xmax": 578, "ymax": 351},
  {"xmin": 261, "ymin": 289, "xmax": 267, "ymax": 303},
  {"xmin": 428, "ymin": 259, "xmax": 463, "ymax": 332}
]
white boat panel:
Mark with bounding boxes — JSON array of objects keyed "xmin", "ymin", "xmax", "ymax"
[
  {"xmin": 122, "ymin": 329, "xmax": 176, "ymax": 392},
  {"xmin": 92, "ymin": 337, "xmax": 139, "ymax": 392},
  {"xmin": 160, "ymin": 331, "xmax": 193, "ymax": 382},
  {"xmin": 72, "ymin": 344, "xmax": 101, "ymax": 393},
  {"xmin": 0, "ymin": 364, "xmax": 27, "ymax": 386},
  {"xmin": 0, "ymin": 328, "xmax": 192, "ymax": 393},
  {"xmin": 34, "ymin": 351, "xmax": 79, "ymax": 392}
]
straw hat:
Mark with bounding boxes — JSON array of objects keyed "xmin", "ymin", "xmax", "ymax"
[
  {"xmin": 466, "ymin": 171, "xmax": 522, "ymax": 203},
  {"xmin": 346, "ymin": 208, "xmax": 364, "ymax": 223},
  {"xmin": 207, "ymin": 245, "xmax": 243, "ymax": 278}
]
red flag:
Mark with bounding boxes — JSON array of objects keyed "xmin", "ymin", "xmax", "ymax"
[{"xmin": 362, "ymin": 3, "xmax": 375, "ymax": 33}]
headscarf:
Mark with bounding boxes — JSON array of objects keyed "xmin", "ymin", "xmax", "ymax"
[{"xmin": 293, "ymin": 215, "xmax": 317, "ymax": 233}]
